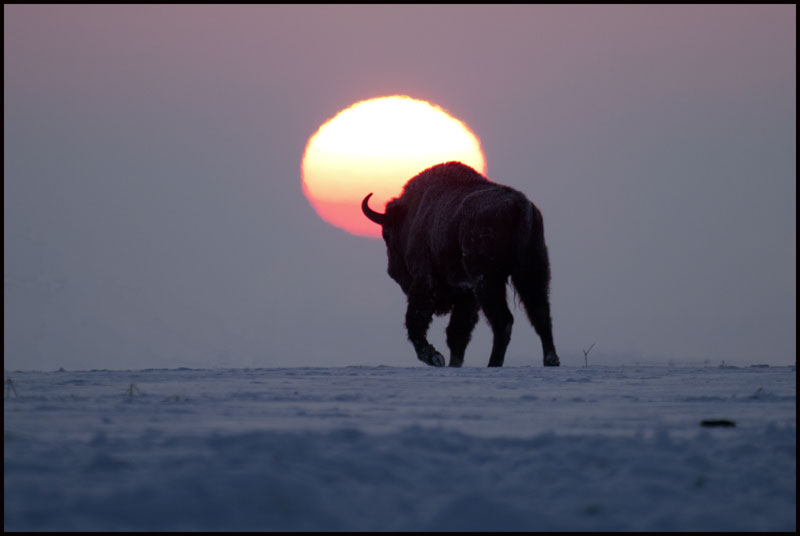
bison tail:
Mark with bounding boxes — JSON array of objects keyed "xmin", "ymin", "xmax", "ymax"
[
  {"xmin": 514, "ymin": 203, "xmax": 550, "ymax": 277},
  {"xmin": 510, "ymin": 202, "xmax": 551, "ymax": 310}
]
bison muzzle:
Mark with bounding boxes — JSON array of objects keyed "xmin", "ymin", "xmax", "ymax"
[{"xmin": 362, "ymin": 161, "xmax": 559, "ymax": 367}]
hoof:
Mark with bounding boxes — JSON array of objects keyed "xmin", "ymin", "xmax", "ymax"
[
  {"xmin": 419, "ymin": 347, "xmax": 445, "ymax": 367},
  {"xmin": 544, "ymin": 351, "xmax": 560, "ymax": 367}
]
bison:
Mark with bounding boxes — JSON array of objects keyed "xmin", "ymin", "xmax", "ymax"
[{"xmin": 362, "ymin": 161, "xmax": 559, "ymax": 367}]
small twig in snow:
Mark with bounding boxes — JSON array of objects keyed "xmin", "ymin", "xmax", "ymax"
[{"xmin": 583, "ymin": 343, "xmax": 596, "ymax": 368}]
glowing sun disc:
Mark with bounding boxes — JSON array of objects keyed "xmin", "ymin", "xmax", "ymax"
[{"xmin": 301, "ymin": 95, "xmax": 486, "ymax": 237}]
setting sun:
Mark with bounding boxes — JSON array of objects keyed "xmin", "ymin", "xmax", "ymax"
[{"xmin": 301, "ymin": 95, "xmax": 486, "ymax": 237}]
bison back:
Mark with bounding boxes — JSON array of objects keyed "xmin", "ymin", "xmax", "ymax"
[{"xmin": 403, "ymin": 181, "xmax": 538, "ymax": 290}]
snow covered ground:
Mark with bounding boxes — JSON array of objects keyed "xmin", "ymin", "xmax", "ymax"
[{"xmin": 3, "ymin": 364, "xmax": 796, "ymax": 531}]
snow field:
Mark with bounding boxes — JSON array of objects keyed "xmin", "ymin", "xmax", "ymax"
[{"xmin": 3, "ymin": 364, "xmax": 796, "ymax": 531}]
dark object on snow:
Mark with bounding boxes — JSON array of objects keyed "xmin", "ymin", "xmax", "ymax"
[
  {"xmin": 700, "ymin": 419, "xmax": 736, "ymax": 427},
  {"xmin": 362, "ymin": 162, "xmax": 559, "ymax": 368}
]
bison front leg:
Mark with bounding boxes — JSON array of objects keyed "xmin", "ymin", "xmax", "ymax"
[
  {"xmin": 405, "ymin": 291, "xmax": 445, "ymax": 367},
  {"xmin": 446, "ymin": 293, "xmax": 479, "ymax": 367}
]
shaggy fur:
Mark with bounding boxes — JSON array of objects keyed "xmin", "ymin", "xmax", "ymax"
[{"xmin": 363, "ymin": 162, "xmax": 559, "ymax": 367}]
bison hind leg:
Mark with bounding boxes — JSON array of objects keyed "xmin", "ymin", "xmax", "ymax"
[
  {"xmin": 511, "ymin": 270, "xmax": 559, "ymax": 367},
  {"xmin": 446, "ymin": 292, "xmax": 479, "ymax": 367},
  {"xmin": 477, "ymin": 279, "xmax": 514, "ymax": 367}
]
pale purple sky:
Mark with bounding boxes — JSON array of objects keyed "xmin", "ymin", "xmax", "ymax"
[{"xmin": 4, "ymin": 5, "xmax": 796, "ymax": 370}]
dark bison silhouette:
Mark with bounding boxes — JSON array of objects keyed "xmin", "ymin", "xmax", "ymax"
[{"xmin": 362, "ymin": 161, "xmax": 559, "ymax": 367}]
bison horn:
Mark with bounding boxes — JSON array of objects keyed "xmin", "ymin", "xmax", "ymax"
[{"xmin": 361, "ymin": 193, "xmax": 387, "ymax": 225}]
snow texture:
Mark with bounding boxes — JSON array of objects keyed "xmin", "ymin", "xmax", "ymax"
[{"xmin": 4, "ymin": 364, "xmax": 796, "ymax": 531}]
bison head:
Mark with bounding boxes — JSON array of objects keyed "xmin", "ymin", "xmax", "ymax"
[{"xmin": 362, "ymin": 193, "xmax": 411, "ymax": 293}]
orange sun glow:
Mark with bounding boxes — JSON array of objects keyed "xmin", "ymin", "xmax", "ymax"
[{"xmin": 301, "ymin": 95, "xmax": 486, "ymax": 237}]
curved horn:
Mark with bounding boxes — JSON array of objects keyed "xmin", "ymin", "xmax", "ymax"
[{"xmin": 361, "ymin": 193, "xmax": 387, "ymax": 225}]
